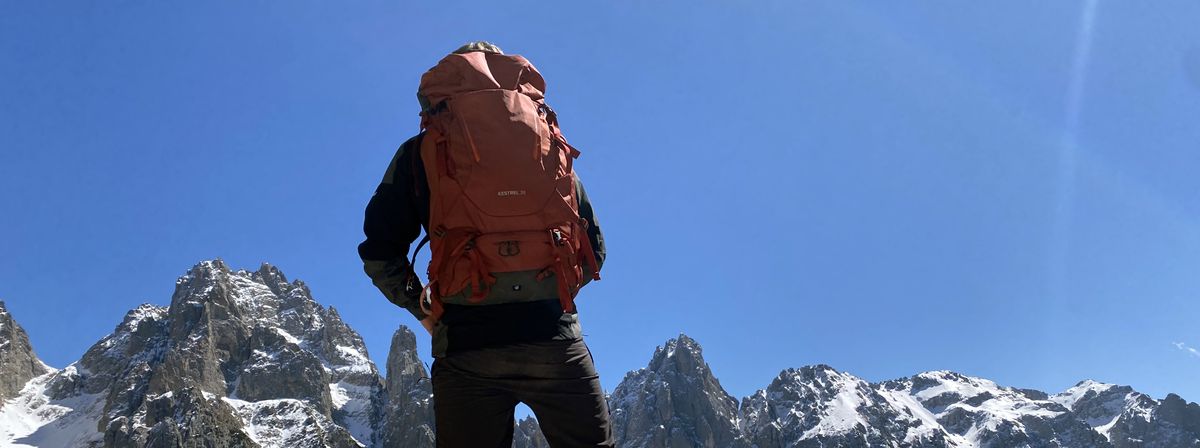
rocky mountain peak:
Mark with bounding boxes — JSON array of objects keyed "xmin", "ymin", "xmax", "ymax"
[
  {"xmin": 381, "ymin": 326, "xmax": 434, "ymax": 447},
  {"xmin": 1099, "ymin": 391, "xmax": 1200, "ymax": 447},
  {"xmin": 752, "ymin": 364, "xmax": 870, "ymax": 417},
  {"xmin": 512, "ymin": 416, "xmax": 550, "ymax": 448},
  {"xmin": 610, "ymin": 334, "xmax": 749, "ymax": 448},
  {"xmin": 646, "ymin": 334, "xmax": 727, "ymax": 384},
  {"xmin": 170, "ymin": 259, "xmax": 228, "ymax": 301},
  {"xmin": 6, "ymin": 266, "xmax": 1200, "ymax": 447},
  {"xmin": 0, "ymin": 300, "xmax": 52, "ymax": 400},
  {"xmin": 1074, "ymin": 379, "xmax": 1119, "ymax": 391},
  {"xmin": 910, "ymin": 369, "xmax": 983, "ymax": 389},
  {"xmin": 117, "ymin": 303, "xmax": 170, "ymax": 333},
  {"xmin": 1051, "ymin": 379, "xmax": 1126, "ymax": 413},
  {"xmin": 647, "ymin": 333, "xmax": 703, "ymax": 368},
  {"xmin": 1, "ymin": 261, "xmax": 394, "ymax": 447},
  {"xmin": 1154, "ymin": 393, "xmax": 1200, "ymax": 438},
  {"xmin": 777, "ymin": 364, "xmax": 847, "ymax": 386},
  {"xmin": 741, "ymin": 363, "xmax": 944, "ymax": 448},
  {"xmin": 879, "ymin": 370, "xmax": 1111, "ymax": 447},
  {"xmin": 252, "ymin": 262, "xmax": 289, "ymax": 289},
  {"xmin": 385, "ymin": 327, "xmax": 426, "ymax": 399}
]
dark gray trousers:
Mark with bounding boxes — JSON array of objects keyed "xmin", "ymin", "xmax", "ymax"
[{"xmin": 431, "ymin": 338, "xmax": 614, "ymax": 447}]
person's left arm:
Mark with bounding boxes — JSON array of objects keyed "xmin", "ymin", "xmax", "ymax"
[{"xmin": 576, "ymin": 176, "xmax": 605, "ymax": 276}]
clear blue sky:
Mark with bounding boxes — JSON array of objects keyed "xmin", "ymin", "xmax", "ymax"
[{"xmin": 3, "ymin": 1, "xmax": 1200, "ymax": 408}]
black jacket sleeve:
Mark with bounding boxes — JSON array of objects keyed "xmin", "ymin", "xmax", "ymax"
[
  {"xmin": 576, "ymin": 176, "xmax": 606, "ymax": 273},
  {"xmin": 358, "ymin": 135, "xmax": 428, "ymax": 321}
]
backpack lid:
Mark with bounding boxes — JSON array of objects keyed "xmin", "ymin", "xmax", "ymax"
[{"xmin": 418, "ymin": 52, "xmax": 546, "ymax": 109}]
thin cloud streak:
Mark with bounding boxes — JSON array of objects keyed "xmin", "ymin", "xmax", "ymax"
[
  {"xmin": 1049, "ymin": 0, "xmax": 1100, "ymax": 303},
  {"xmin": 1173, "ymin": 342, "xmax": 1200, "ymax": 359}
]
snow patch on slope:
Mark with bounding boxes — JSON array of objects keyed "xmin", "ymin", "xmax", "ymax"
[
  {"xmin": 794, "ymin": 368, "xmax": 873, "ymax": 439},
  {"xmin": 330, "ymin": 381, "xmax": 375, "ymax": 446},
  {"xmin": 1051, "ymin": 379, "xmax": 1116, "ymax": 410},
  {"xmin": 0, "ymin": 370, "xmax": 103, "ymax": 448},
  {"xmin": 876, "ymin": 383, "xmax": 972, "ymax": 447},
  {"xmin": 224, "ymin": 397, "xmax": 364, "ymax": 448}
]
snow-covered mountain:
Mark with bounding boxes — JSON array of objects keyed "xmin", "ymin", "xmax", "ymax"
[
  {"xmin": 3, "ymin": 261, "xmax": 1198, "ymax": 447},
  {"xmin": 1052, "ymin": 380, "xmax": 1200, "ymax": 447},
  {"xmin": 739, "ymin": 366, "xmax": 965, "ymax": 447},
  {"xmin": 605, "ymin": 335, "xmax": 1199, "ymax": 448},
  {"xmin": 875, "ymin": 371, "xmax": 1107, "ymax": 447},
  {"xmin": 0, "ymin": 260, "xmax": 431, "ymax": 448}
]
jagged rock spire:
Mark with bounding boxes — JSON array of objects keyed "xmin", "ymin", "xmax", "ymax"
[
  {"xmin": 512, "ymin": 416, "xmax": 550, "ymax": 448},
  {"xmin": 0, "ymin": 300, "xmax": 52, "ymax": 400},
  {"xmin": 609, "ymin": 333, "xmax": 749, "ymax": 448},
  {"xmin": 382, "ymin": 326, "xmax": 435, "ymax": 448}
]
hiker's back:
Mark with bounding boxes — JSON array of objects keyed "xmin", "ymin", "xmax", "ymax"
[
  {"xmin": 358, "ymin": 42, "xmax": 614, "ymax": 447},
  {"xmin": 417, "ymin": 51, "xmax": 600, "ymax": 316}
]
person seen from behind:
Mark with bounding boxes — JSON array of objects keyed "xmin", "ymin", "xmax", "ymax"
[{"xmin": 358, "ymin": 41, "xmax": 613, "ymax": 447}]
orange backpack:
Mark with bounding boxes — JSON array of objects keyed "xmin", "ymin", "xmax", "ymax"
[{"xmin": 416, "ymin": 51, "xmax": 599, "ymax": 319}]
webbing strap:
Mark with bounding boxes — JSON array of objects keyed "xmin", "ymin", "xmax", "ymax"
[
  {"xmin": 578, "ymin": 219, "xmax": 602, "ymax": 281},
  {"xmin": 409, "ymin": 233, "xmax": 440, "ymax": 320},
  {"xmin": 409, "ymin": 234, "xmax": 430, "ymax": 271}
]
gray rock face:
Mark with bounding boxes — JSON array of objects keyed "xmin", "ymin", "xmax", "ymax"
[
  {"xmin": 1119, "ymin": 393, "xmax": 1200, "ymax": 447},
  {"xmin": 882, "ymin": 371, "xmax": 1109, "ymax": 448},
  {"xmin": 1054, "ymin": 380, "xmax": 1200, "ymax": 447},
  {"xmin": 742, "ymin": 366, "xmax": 960, "ymax": 448},
  {"xmin": 108, "ymin": 387, "xmax": 258, "ymax": 448},
  {"xmin": 1052, "ymin": 380, "xmax": 1137, "ymax": 428},
  {"xmin": 87, "ymin": 260, "xmax": 374, "ymax": 447},
  {"xmin": 608, "ymin": 334, "xmax": 749, "ymax": 448},
  {"xmin": 381, "ymin": 327, "xmax": 434, "ymax": 448},
  {"xmin": 0, "ymin": 260, "xmax": 427, "ymax": 448},
  {"xmin": 0, "ymin": 300, "xmax": 51, "ymax": 400},
  {"xmin": 512, "ymin": 416, "xmax": 550, "ymax": 448}
]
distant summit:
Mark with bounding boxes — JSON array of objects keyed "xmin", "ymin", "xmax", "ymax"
[
  {"xmin": 3, "ymin": 261, "xmax": 1198, "ymax": 447},
  {"xmin": 0, "ymin": 300, "xmax": 51, "ymax": 400},
  {"xmin": 602, "ymin": 337, "xmax": 1200, "ymax": 448}
]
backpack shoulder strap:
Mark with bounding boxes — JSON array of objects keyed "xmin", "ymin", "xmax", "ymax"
[{"xmin": 409, "ymin": 233, "xmax": 430, "ymax": 270}]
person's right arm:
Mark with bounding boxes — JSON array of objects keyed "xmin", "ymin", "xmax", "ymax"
[{"xmin": 358, "ymin": 136, "xmax": 428, "ymax": 322}]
